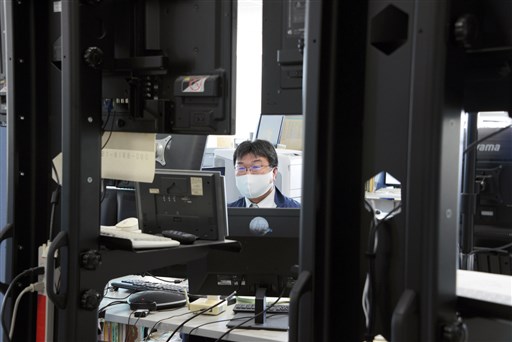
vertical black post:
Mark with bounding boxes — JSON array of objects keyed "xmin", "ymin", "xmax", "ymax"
[
  {"xmin": 56, "ymin": 1, "xmax": 103, "ymax": 340},
  {"xmin": 297, "ymin": 0, "xmax": 368, "ymax": 341},
  {"xmin": 298, "ymin": 0, "xmax": 462, "ymax": 341},
  {"xmin": 460, "ymin": 112, "xmax": 478, "ymax": 264},
  {"xmin": 254, "ymin": 287, "xmax": 267, "ymax": 324},
  {"xmin": 4, "ymin": 1, "xmax": 51, "ymax": 340}
]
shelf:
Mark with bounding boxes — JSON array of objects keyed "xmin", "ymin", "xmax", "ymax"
[{"xmin": 95, "ymin": 239, "xmax": 239, "ymax": 286}]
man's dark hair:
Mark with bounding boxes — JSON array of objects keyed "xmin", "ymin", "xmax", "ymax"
[{"xmin": 233, "ymin": 139, "xmax": 278, "ymax": 167}]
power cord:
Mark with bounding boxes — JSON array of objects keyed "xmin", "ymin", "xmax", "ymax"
[
  {"xmin": 142, "ymin": 271, "xmax": 187, "ymax": 284},
  {"xmin": 48, "ymin": 184, "xmax": 61, "ymax": 241},
  {"xmin": 165, "ymin": 291, "xmax": 237, "ymax": 342},
  {"xmin": 142, "ymin": 310, "xmax": 192, "ymax": 342},
  {"xmin": 362, "ymin": 202, "xmax": 402, "ymax": 341},
  {"xmin": 97, "ymin": 300, "xmax": 128, "ymax": 319},
  {"xmin": 101, "ymin": 99, "xmax": 116, "ymax": 150},
  {"xmin": 0, "ymin": 266, "xmax": 44, "ymax": 342},
  {"xmin": 187, "ymin": 314, "xmax": 256, "ymax": 336},
  {"xmin": 124, "ymin": 310, "xmax": 143, "ymax": 342},
  {"xmin": 9, "ymin": 281, "xmax": 45, "ymax": 339},
  {"xmin": 214, "ymin": 288, "xmax": 287, "ymax": 342}
]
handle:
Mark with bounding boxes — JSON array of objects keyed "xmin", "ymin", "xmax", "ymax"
[
  {"xmin": 0, "ymin": 223, "xmax": 13, "ymax": 243},
  {"xmin": 46, "ymin": 231, "xmax": 68, "ymax": 309},
  {"xmin": 288, "ymin": 270, "xmax": 312, "ymax": 342},
  {"xmin": 391, "ymin": 289, "xmax": 418, "ymax": 342},
  {"xmin": 0, "ymin": 223, "xmax": 14, "ymax": 292}
]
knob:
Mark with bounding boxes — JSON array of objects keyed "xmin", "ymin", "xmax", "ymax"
[
  {"xmin": 81, "ymin": 289, "xmax": 102, "ymax": 310},
  {"xmin": 80, "ymin": 250, "xmax": 102, "ymax": 270},
  {"xmin": 83, "ymin": 46, "xmax": 103, "ymax": 68},
  {"xmin": 454, "ymin": 14, "xmax": 479, "ymax": 49}
]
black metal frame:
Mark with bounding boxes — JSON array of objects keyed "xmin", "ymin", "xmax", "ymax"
[
  {"xmin": 293, "ymin": 1, "xmax": 461, "ymax": 341},
  {"xmin": 4, "ymin": 1, "xmax": 52, "ymax": 341},
  {"xmin": 5, "ymin": 0, "xmax": 509, "ymax": 341},
  {"xmin": 4, "ymin": 1, "xmax": 237, "ymax": 341}
]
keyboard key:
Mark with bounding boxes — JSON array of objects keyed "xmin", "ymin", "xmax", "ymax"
[{"xmin": 233, "ymin": 303, "xmax": 289, "ymax": 314}]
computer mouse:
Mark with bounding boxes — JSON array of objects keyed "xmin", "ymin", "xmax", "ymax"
[{"xmin": 115, "ymin": 217, "xmax": 139, "ymax": 231}]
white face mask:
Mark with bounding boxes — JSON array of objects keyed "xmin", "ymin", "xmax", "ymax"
[{"xmin": 235, "ymin": 170, "xmax": 274, "ymax": 199}]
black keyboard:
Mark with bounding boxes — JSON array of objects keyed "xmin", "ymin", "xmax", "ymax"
[
  {"xmin": 111, "ymin": 278, "xmax": 187, "ymax": 295},
  {"xmin": 233, "ymin": 303, "xmax": 289, "ymax": 314}
]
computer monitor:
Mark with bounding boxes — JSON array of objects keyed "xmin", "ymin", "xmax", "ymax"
[
  {"xmin": 474, "ymin": 126, "xmax": 512, "ymax": 229},
  {"xmin": 261, "ymin": 0, "xmax": 304, "ymax": 115},
  {"xmin": 472, "ymin": 125, "xmax": 512, "ymax": 274},
  {"xmin": 187, "ymin": 207, "xmax": 300, "ymax": 297},
  {"xmin": 255, "ymin": 114, "xmax": 304, "ymax": 151},
  {"xmin": 100, "ymin": 134, "xmax": 207, "ymax": 225},
  {"xmin": 279, "ymin": 115, "xmax": 303, "ymax": 150},
  {"xmin": 99, "ymin": 1, "xmax": 236, "ymax": 135},
  {"xmin": 187, "ymin": 207, "xmax": 300, "ymax": 330},
  {"xmin": 135, "ymin": 169, "xmax": 228, "ymax": 241},
  {"xmin": 255, "ymin": 114, "xmax": 284, "ymax": 146}
]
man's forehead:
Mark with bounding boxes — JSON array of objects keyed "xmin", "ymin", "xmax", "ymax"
[{"xmin": 237, "ymin": 153, "xmax": 268, "ymax": 163}]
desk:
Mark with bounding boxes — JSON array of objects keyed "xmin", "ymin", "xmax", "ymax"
[{"xmin": 101, "ymin": 283, "xmax": 288, "ymax": 342}]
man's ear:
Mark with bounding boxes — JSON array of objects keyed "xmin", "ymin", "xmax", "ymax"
[{"xmin": 272, "ymin": 167, "xmax": 278, "ymax": 180}]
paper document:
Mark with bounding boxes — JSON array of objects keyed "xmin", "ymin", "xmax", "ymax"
[
  {"xmin": 101, "ymin": 132, "xmax": 156, "ymax": 183},
  {"xmin": 52, "ymin": 132, "xmax": 156, "ymax": 184}
]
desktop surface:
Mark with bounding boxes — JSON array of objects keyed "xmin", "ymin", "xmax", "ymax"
[
  {"xmin": 102, "ymin": 278, "xmax": 289, "ymax": 342},
  {"xmin": 103, "ymin": 304, "xmax": 288, "ymax": 342}
]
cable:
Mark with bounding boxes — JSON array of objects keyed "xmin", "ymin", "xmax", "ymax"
[
  {"xmin": 142, "ymin": 310, "xmax": 196, "ymax": 342},
  {"xmin": 143, "ymin": 272, "xmax": 187, "ymax": 284},
  {"xmin": 362, "ymin": 202, "xmax": 402, "ymax": 341},
  {"xmin": 99, "ymin": 179, "xmax": 108, "ymax": 204},
  {"xmin": 102, "ymin": 292, "xmax": 132, "ymax": 300},
  {"xmin": 101, "ymin": 98, "xmax": 114, "ymax": 130},
  {"xmin": 48, "ymin": 185, "xmax": 61, "ymax": 241},
  {"xmin": 101, "ymin": 108, "xmax": 116, "ymax": 150},
  {"xmin": 463, "ymin": 124, "xmax": 511, "ymax": 155},
  {"xmin": 124, "ymin": 310, "xmax": 136, "ymax": 342},
  {"xmin": 187, "ymin": 315, "xmax": 257, "ymax": 336},
  {"xmin": 165, "ymin": 291, "xmax": 237, "ymax": 342},
  {"xmin": 214, "ymin": 291, "xmax": 285, "ymax": 342},
  {"xmin": 1, "ymin": 266, "xmax": 44, "ymax": 341},
  {"xmin": 97, "ymin": 300, "xmax": 128, "ymax": 319},
  {"xmin": 469, "ymin": 241, "xmax": 512, "ymax": 255},
  {"xmin": 100, "ymin": 97, "xmax": 116, "ymax": 150},
  {"xmin": 362, "ymin": 199, "xmax": 377, "ymax": 337},
  {"xmin": 9, "ymin": 281, "xmax": 44, "ymax": 339}
]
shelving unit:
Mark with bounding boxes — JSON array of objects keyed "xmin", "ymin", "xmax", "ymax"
[{"xmin": 4, "ymin": 2, "xmax": 237, "ymax": 341}]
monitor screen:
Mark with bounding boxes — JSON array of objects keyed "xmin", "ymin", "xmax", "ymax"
[
  {"xmin": 261, "ymin": 0, "xmax": 304, "ymax": 115},
  {"xmin": 255, "ymin": 115, "xmax": 284, "ymax": 146},
  {"xmin": 187, "ymin": 208, "xmax": 300, "ymax": 297},
  {"xmin": 99, "ymin": 1, "xmax": 236, "ymax": 135},
  {"xmin": 474, "ymin": 126, "xmax": 512, "ymax": 230},
  {"xmin": 135, "ymin": 169, "xmax": 228, "ymax": 241},
  {"xmin": 472, "ymin": 125, "xmax": 512, "ymax": 274},
  {"xmin": 279, "ymin": 115, "xmax": 303, "ymax": 150}
]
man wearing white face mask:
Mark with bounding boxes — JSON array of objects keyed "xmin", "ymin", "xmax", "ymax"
[{"xmin": 227, "ymin": 139, "xmax": 301, "ymax": 208}]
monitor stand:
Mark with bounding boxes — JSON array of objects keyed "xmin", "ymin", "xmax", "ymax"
[{"xmin": 226, "ymin": 287, "xmax": 289, "ymax": 331}]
